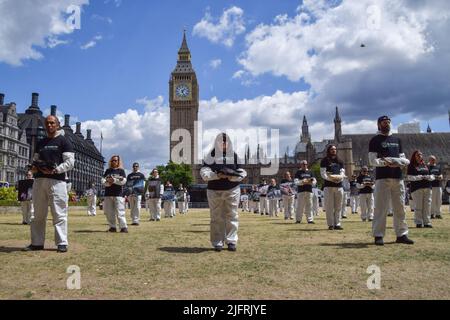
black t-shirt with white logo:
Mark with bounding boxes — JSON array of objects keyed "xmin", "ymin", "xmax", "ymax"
[
  {"xmin": 103, "ymin": 168, "xmax": 126, "ymax": 197},
  {"xmin": 35, "ymin": 135, "xmax": 74, "ymax": 181},
  {"xmin": 407, "ymin": 164, "xmax": 431, "ymax": 193},
  {"xmin": 369, "ymin": 134, "xmax": 403, "ymax": 180},
  {"xmin": 428, "ymin": 165, "xmax": 442, "ymax": 188},
  {"xmin": 320, "ymin": 157, "xmax": 344, "ymax": 188},
  {"xmin": 349, "ymin": 180, "xmax": 359, "ymax": 195},
  {"xmin": 295, "ymin": 169, "xmax": 314, "ymax": 193},
  {"xmin": 202, "ymin": 150, "xmax": 242, "ymax": 191},
  {"xmin": 357, "ymin": 174, "xmax": 374, "ymax": 194}
]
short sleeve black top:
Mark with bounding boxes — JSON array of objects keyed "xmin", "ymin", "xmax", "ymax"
[
  {"xmin": 103, "ymin": 168, "xmax": 126, "ymax": 197},
  {"xmin": 369, "ymin": 134, "xmax": 403, "ymax": 180},
  {"xmin": 320, "ymin": 157, "xmax": 344, "ymax": 188},
  {"xmin": 35, "ymin": 135, "xmax": 74, "ymax": 181}
]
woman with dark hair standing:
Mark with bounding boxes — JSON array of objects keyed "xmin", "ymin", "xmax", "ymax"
[
  {"xmin": 102, "ymin": 155, "xmax": 128, "ymax": 233},
  {"xmin": 407, "ymin": 151, "xmax": 434, "ymax": 228},
  {"xmin": 200, "ymin": 133, "xmax": 247, "ymax": 252},
  {"xmin": 320, "ymin": 145, "xmax": 346, "ymax": 230}
]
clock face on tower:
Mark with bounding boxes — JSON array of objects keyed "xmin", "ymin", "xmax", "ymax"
[{"xmin": 175, "ymin": 84, "xmax": 191, "ymax": 99}]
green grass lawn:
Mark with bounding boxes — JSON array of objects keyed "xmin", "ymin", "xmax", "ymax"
[{"xmin": 0, "ymin": 206, "xmax": 449, "ymax": 300}]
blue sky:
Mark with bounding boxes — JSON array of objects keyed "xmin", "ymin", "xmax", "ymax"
[{"xmin": 0, "ymin": 0, "xmax": 449, "ymax": 173}]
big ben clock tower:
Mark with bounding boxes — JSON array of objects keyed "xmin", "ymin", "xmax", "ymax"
[{"xmin": 169, "ymin": 31, "xmax": 199, "ymax": 170}]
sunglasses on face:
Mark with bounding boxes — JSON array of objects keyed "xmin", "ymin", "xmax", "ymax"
[{"xmin": 111, "ymin": 159, "xmax": 119, "ymax": 162}]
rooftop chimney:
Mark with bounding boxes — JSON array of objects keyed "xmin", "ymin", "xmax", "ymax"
[
  {"xmin": 0, "ymin": 93, "xmax": 4, "ymax": 105},
  {"xmin": 64, "ymin": 114, "xmax": 70, "ymax": 127},
  {"xmin": 86, "ymin": 129, "xmax": 92, "ymax": 141},
  {"xmin": 51, "ymin": 105, "xmax": 57, "ymax": 116},
  {"xmin": 31, "ymin": 93, "xmax": 39, "ymax": 108},
  {"xmin": 76, "ymin": 122, "xmax": 81, "ymax": 134}
]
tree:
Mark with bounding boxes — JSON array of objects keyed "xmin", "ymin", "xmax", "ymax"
[{"xmin": 156, "ymin": 161, "xmax": 194, "ymax": 188}]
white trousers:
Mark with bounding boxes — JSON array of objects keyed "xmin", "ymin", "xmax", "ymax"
[
  {"xmin": 372, "ymin": 179, "xmax": 408, "ymax": 238},
  {"xmin": 431, "ymin": 187, "xmax": 442, "ymax": 216},
  {"xmin": 31, "ymin": 178, "xmax": 68, "ymax": 246},
  {"xmin": 324, "ymin": 187, "xmax": 343, "ymax": 227},
  {"xmin": 282, "ymin": 195, "xmax": 295, "ymax": 219},
  {"xmin": 312, "ymin": 194, "xmax": 319, "ymax": 216},
  {"xmin": 296, "ymin": 192, "xmax": 313, "ymax": 222},
  {"xmin": 164, "ymin": 200, "xmax": 175, "ymax": 217},
  {"xmin": 251, "ymin": 201, "xmax": 260, "ymax": 213},
  {"xmin": 341, "ymin": 192, "xmax": 348, "ymax": 217},
  {"xmin": 359, "ymin": 193, "xmax": 374, "ymax": 220},
  {"xmin": 350, "ymin": 195, "xmax": 359, "ymax": 213},
  {"xmin": 241, "ymin": 200, "xmax": 249, "ymax": 212},
  {"xmin": 207, "ymin": 186, "xmax": 240, "ymax": 247},
  {"xmin": 260, "ymin": 197, "xmax": 269, "ymax": 215},
  {"xmin": 178, "ymin": 201, "xmax": 187, "ymax": 214},
  {"xmin": 268, "ymin": 198, "xmax": 279, "ymax": 217},
  {"xmin": 128, "ymin": 195, "xmax": 142, "ymax": 223},
  {"xmin": 412, "ymin": 188, "xmax": 432, "ymax": 226},
  {"xmin": 147, "ymin": 198, "xmax": 161, "ymax": 220},
  {"xmin": 87, "ymin": 195, "xmax": 96, "ymax": 216},
  {"xmin": 103, "ymin": 196, "xmax": 128, "ymax": 229},
  {"xmin": 21, "ymin": 200, "xmax": 34, "ymax": 224}
]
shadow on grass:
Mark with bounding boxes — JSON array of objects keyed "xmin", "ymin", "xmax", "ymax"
[
  {"xmin": 319, "ymin": 242, "xmax": 396, "ymax": 249},
  {"xmin": 0, "ymin": 246, "xmax": 57, "ymax": 253},
  {"xmin": 184, "ymin": 230, "xmax": 209, "ymax": 233},
  {"xmin": 158, "ymin": 247, "xmax": 214, "ymax": 254},
  {"xmin": 191, "ymin": 224, "xmax": 210, "ymax": 226},
  {"xmin": 0, "ymin": 222, "xmax": 26, "ymax": 226},
  {"xmin": 286, "ymin": 228, "xmax": 328, "ymax": 232},
  {"xmin": 74, "ymin": 230, "xmax": 109, "ymax": 233}
]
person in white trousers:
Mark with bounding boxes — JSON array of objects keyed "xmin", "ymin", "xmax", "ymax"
[
  {"xmin": 163, "ymin": 181, "xmax": 176, "ymax": 218},
  {"xmin": 145, "ymin": 169, "xmax": 164, "ymax": 221},
  {"xmin": 24, "ymin": 115, "xmax": 75, "ymax": 253},
  {"xmin": 176, "ymin": 184, "xmax": 188, "ymax": 214},
  {"xmin": 320, "ymin": 145, "xmax": 345, "ymax": 230},
  {"xmin": 267, "ymin": 179, "xmax": 280, "ymax": 217},
  {"xmin": 349, "ymin": 175, "xmax": 359, "ymax": 214},
  {"xmin": 258, "ymin": 179, "xmax": 269, "ymax": 215},
  {"xmin": 280, "ymin": 172, "xmax": 296, "ymax": 220},
  {"xmin": 407, "ymin": 151, "xmax": 434, "ymax": 228},
  {"xmin": 294, "ymin": 160, "xmax": 317, "ymax": 224},
  {"xmin": 240, "ymin": 189, "xmax": 250, "ymax": 212},
  {"xmin": 312, "ymin": 187, "xmax": 321, "ymax": 216},
  {"xmin": 369, "ymin": 115, "xmax": 413, "ymax": 246},
  {"xmin": 250, "ymin": 185, "xmax": 260, "ymax": 214},
  {"xmin": 446, "ymin": 180, "xmax": 450, "ymax": 213},
  {"xmin": 200, "ymin": 133, "xmax": 247, "ymax": 252},
  {"xmin": 340, "ymin": 177, "xmax": 350, "ymax": 219},
  {"xmin": 102, "ymin": 155, "xmax": 128, "ymax": 233},
  {"xmin": 126, "ymin": 163, "xmax": 145, "ymax": 226},
  {"xmin": 85, "ymin": 182, "xmax": 97, "ymax": 216},
  {"xmin": 357, "ymin": 166, "xmax": 375, "ymax": 222},
  {"xmin": 428, "ymin": 156, "xmax": 443, "ymax": 219},
  {"xmin": 19, "ymin": 170, "xmax": 35, "ymax": 225}
]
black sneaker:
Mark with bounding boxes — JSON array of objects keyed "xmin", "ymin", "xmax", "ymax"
[
  {"xmin": 431, "ymin": 215, "xmax": 435, "ymax": 219},
  {"xmin": 156, "ymin": 218, "xmax": 161, "ymax": 221},
  {"xmin": 342, "ymin": 216, "xmax": 348, "ymax": 219},
  {"xmin": 57, "ymin": 245, "xmax": 68, "ymax": 253},
  {"xmin": 295, "ymin": 221, "xmax": 301, "ymax": 224},
  {"xmin": 22, "ymin": 221, "xmax": 28, "ymax": 225},
  {"xmin": 424, "ymin": 224, "xmax": 433, "ymax": 228},
  {"xmin": 387, "ymin": 213, "xmax": 393, "ymax": 217},
  {"xmin": 307, "ymin": 221, "xmax": 315, "ymax": 224},
  {"xmin": 416, "ymin": 224, "xmax": 423, "ymax": 228},
  {"xmin": 396, "ymin": 235, "xmax": 414, "ymax": 245},
  {"xmin": 369, "ymin": 218, "xmax": 373, "ymax": 222},
  {"xmin": 374, "ymin": 237, "xmax": 384, "ymax": 246},
  {"xmin": 149, "ymin": 219, "xmax": 155, "ymax": 221},
  {"xmin": 328, "ymin": 226, "xmax": 334, "ymax": 230},
  {"xmin": 23, "ymin": 244, "xmax": 44, "ymax": 251},
  {"xmin": 436, "ymin": 215, "xmax": 443, "ymax": 219},
  {"xmin": 362, "ymin": 219, "xmax": 367, "ymax": 222},
  {"xmin": 334, "ymin": 226, "xmax": 343, "ymax": 230},
  {"xmin": 120, "ymin": 228, "xmax": 129, "ymax": 233},
  {"xmin": 227, "ymin": 243, "xmax": 237, "ymax": 252},
  {"xmin": 108, "ymin": 227, "xmax": 117, "ymax": 232},
  {"xmin": 214, "ymin": 246, "xmax": 223, "ymax": 252},
  {"xmin": 131, "ymin": 223, "xmax": 139, "ymax": 226}
]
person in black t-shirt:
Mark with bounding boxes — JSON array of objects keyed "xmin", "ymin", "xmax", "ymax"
[
  {"xmin": 356, "ymin": 166, "xmax": 375, "ymax": 222},
  {"xmin": 24, "ymin": 115, "xmax": 75, "ymax": 253},
  {"xmin": 320, "ymin": 145, "xmax": 345, "ymax": 230},
  {"xmin": 200, "ymin": 133, "xmax": 247, "ymax": 252},
  {"xmin": 145, "ymin": 168, "xmax": 164, "ymax": 221},
  {"xmin": 407, "ymin": 151, "xmax": 434, "ymax": 228},
  {"xmin": 19, "ymin": 170, "xmax": 35, "ymax": 225},
  {"xmin": 267, "ymin": 178, "xmax": 281, "ymax": 217},
  {"xmin": 349, "ymin": 175, "xmax": 359, "ymax": 214},
  {"xmin": 126, "ymin": 162, "xmax": 146, "ymax": 226},
  {"xmin": 294, "ymin": 160, "xmax": 317, "ymax": 224},
  {"xmin": 280, "ymin": 171, "xmax": 296, "ymax": 220},
  {"xmin": 369, "ymin": 115, "xmax": 413, "ymax": 246},
  {"xmin": 102, "ymin": 155, "xmax": 128, "ymax": 233},
  {"xmin": 428, "ymin": 156, "xmax": 444, "ymax": 219},
  {"xmin": 258, "ymin": 179, "xmax": 269, "ymax": 216}
]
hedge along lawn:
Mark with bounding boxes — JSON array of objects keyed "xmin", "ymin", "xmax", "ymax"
[{"xmin": 0, "ymin": 206, "xmax": 449, "ymax": 300}]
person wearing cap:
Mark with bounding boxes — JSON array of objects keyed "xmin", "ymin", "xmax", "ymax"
[
  {"xmin": 357, "ymin": 166, "xmax": 375, "ymax": 221},
  {"xmin": 428, "ymin": 156, "xmax": 443, "ymax": 219},
  {"xmin": 24, "ymin": 115, "xmax": 75, "ymax": 253},
  {"xmin": 369, "ymin": 115, "xmax": 413, "ymax": 245},
  {"xmin": 294, "ymin": 160, "xmax": 317, "ymax": 224},
  {"xmin": 320, "ymin": 145, "xmax": 345, "ymax": 230},
  {"xmin": 145, "ymin": 168, "xmax": 164, "ymax": 221},
  {"xmin": 126, "ymin": 163, "xmax": 146, "ymax": 226},
  {"xmin": 407, "ymin": 150, "xmax": 434, "ymax": 228},
  {"xmin": 200, "ymin": 133, "xmax": 247, "ymax": 252}
]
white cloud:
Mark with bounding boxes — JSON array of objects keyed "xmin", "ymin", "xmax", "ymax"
[
  {"xmin": 193, "ymin": 6, "xmax": 245, "ymax": 47},
  {"xmin": 80, "ymin": 35, "xmax": 103, "ymax": 50},
  {"xmin": 91, "ymin": 14, "xmax": 113, "ymax": 24},
  {"xmin": 232, "ymin": 70, "xmax": 245, "ymax": 79},
  {"xmin": 209, "ymin": 59, "xmax": 222, "ymax": 69},
  {"xmin": 0, "ymin": 0, "xmax": 89, "ymax": 66}
]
